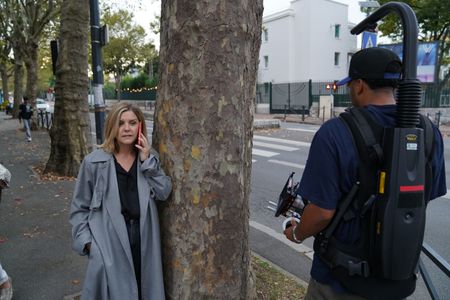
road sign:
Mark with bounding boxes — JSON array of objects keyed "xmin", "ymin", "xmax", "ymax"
[{"xmin": 362, "ymin": 31, "xmax": 377, "ymax": 49}]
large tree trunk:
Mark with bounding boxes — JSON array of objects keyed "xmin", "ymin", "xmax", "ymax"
[
  {"xmin": 24, "ymin": 42, "xmax": 40, "ymax": 129},
  {"xmin": 45, "ymin": 0, "xmax": 91, "ymax": 177},
  {"xmin": 12, "ymin": 58, "xmax": 24, "ymax": 118},
  {"xmin": 153, "ymin": 1, "xmax": 263, "ymax": 298}
]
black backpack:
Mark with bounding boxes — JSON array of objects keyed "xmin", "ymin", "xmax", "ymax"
[{"xmin": 315, "ymin": 107, "xmax": 435, "ymax": 300}]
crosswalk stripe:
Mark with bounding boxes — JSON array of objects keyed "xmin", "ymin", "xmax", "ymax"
[
  {"xmin": 268, "ymin": 159, "xmax": 305, "ymax": 169},
  {"xmin": 254, "ymin": 135, "xmax": 311, "ymax": 147},
  {"xmin": 253, "ymin": 141, "xmax": 299, "ymax": 152},
  {"xmin": 286, "ymin": 127, "xmax": 318, "ymax": 133},
  {"xmin": 252, "ymin": 148, "xmax": 279, "ymax": 157}
]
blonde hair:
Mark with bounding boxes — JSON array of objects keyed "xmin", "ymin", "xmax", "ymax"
[{"xmin": 99, "ymin": 102, "xmax": 147, "ymax": 153}]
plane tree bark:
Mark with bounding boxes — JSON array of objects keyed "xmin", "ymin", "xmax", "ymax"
[
  {"xmin": 44, "ymin": 0, "xmax": 91, "ymax": 176},
  {"xmin": 153, "ymin": 1, "xmax": 263, "ymax": 298}
]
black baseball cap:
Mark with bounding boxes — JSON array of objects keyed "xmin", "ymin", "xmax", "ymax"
[{"xmin": 336, "ymin": 47, "xmax": 402, "ymax": 86}]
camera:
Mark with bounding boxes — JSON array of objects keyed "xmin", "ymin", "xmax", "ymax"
[{"xmin": 267, "ymin": 172, "xmax": 308, "ymax": 230}]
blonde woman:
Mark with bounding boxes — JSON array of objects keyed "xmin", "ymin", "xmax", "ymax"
[{"xmin": 70, "ymin": 102, "xmax": 172, "ymax": 300}]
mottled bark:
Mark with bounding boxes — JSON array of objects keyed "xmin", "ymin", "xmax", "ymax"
[
  {"xmin": 45, "ymin": 0, "xmax": 91, "ymax": 177},
  {"xmin": 12, "ymin": 58, "xmax": 24, "ymax": 118},
  {"xmin": 24, "ymin": 42, "xmax": 39, "ymax": 128},
  {"xmin": 154, "ymin": 0, "xmax": 263, "ymax": 298},
  {"xmin": 0, "ymin": 63, "xmax": 9, "ymax": 109}
]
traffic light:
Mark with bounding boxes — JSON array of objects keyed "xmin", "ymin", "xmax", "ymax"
[
  {"xmin": 326, "ymin": 81, "xmax": 338, "ymax": 92},
  {"xmin": 333, "ymin": 81, "xmax": 338, "ymax": 92}
]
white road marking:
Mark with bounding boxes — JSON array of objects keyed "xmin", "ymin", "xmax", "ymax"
[
  {"xmin": 252, "ymin": 159, "xmax": 257, "ymax": 163},
  {"xmin": 250, "ymin": 220, "xmax": 313, "ymax": 259},
  {"xmin": 253, "ymin": 141, "xmax": 299, "ymax": 152},
  {"xmin": 254, "ymin": 135, "xmax": 311, "ymax": 147},
  {"xmin": 252, "ymin": 148, "xmax": 279, "ymax": 157},
  {"xmin": 286, "ymin": 127, "xmax": 318, "ymax": 133},
  {"xmin": 268, "ymin": 159, "xmax": 305, "ymax": 169}
]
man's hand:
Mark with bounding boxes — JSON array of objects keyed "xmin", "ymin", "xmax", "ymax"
[{"xmin": 283, "ymin": 218, "xmax": 301, "ymax": 243}]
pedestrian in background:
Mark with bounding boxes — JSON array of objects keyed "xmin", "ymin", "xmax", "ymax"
[
  {"xmin": 18, "ymin": 96, "xmax": 33, "ymax": 142},
  {"xmin": 70, "ymin": 102, "xmax": 172, "ymax": 300}
]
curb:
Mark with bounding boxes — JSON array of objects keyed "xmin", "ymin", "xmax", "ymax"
[
  {"xmin": 254, "ymin": 119, "xmax": 281, "ymax": 129},
  {"xmin": 63, "ymin": 292, "xmax": 81, "ymax": 300}
]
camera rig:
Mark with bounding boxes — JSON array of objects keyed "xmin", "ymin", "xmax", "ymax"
[{"xmin": 267, "ymin": 172, "xmax": 308, "ymax": 226}]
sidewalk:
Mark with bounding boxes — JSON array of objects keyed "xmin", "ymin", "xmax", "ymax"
[{"xmin": 0, "ymin": 113, "xmax": 86, "ymax": 299}]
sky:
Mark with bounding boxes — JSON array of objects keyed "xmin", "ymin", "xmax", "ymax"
[{"xmin": 133, "ymin": 0, "xmax": 369, "ymax": 50}]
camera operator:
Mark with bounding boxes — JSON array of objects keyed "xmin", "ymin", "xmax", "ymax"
[{"xmin": 283, "ymin": 47, "xmax": 446, "ymax": 299}]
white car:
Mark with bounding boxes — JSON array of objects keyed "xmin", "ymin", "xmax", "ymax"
[{"xmin": 36, "ymin": 98, "xmax": 50, "ymax": 111}]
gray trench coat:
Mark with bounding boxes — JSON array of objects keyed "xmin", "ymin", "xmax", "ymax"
[{"xmin": 70, "ymin": 149, "xmax": 172, "ymax": 300}]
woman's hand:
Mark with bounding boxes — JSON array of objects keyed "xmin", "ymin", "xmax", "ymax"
[
  {"xmin": 135, "ymin": 133, "xmax": 151, "ymax": 162},
  {"xmin": 84, "ymin": 242, "xmax": 91, "ymax": 254}
]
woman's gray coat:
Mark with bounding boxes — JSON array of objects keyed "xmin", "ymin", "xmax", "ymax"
[{"xmin": 70, "ymin": 149, "xmax": 172, "ymax": 300}]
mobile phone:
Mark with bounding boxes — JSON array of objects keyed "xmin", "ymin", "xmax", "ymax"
[{"xmin": 137, "ymin": 121, "xmax": 142, "ymax": 146}]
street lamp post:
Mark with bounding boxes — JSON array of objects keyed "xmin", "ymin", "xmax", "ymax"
[{"xmin": 89, "ymin": 0, "xmax": 105, "ymax": 144}]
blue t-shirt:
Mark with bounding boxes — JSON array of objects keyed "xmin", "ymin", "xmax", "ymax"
[{"xmin": 299, "ymin": 105, "xmax": 447, "ymax": 293}]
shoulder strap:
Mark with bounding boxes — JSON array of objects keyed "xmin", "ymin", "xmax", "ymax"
[
  {"xmin": 419, "ymin": 114, "xmax": 435, "ymax": 203},
  {"xmin": 340, "ymin": 108, "xmax": 384, "ymax": 165},
  {"xmin": 419, "ymin": 114, "xmax": 434, "ymax": 161}
]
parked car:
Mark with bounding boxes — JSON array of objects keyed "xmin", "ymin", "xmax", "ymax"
[{"xmin": 36, "ymin": 98, "xmax": 50, "ymax": 111}]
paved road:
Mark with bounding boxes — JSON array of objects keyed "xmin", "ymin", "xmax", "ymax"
[{"xmin": 250, "ymin": 121, "xmax": 450, "ymax": 299}]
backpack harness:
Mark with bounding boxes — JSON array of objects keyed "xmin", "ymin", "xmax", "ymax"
[{"xmin": 315, "ymin": 107, "xmax": 435, "ymax": 299}]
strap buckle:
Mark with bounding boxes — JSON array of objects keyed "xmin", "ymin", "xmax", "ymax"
[{"xmin": 348, "ymin": 260, "xmax": 370, "ymax": 277}]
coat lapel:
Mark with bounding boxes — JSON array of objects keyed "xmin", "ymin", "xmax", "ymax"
[{"xmin": 102, "ymin": 158, "xmax": 134, "ymax": 267}]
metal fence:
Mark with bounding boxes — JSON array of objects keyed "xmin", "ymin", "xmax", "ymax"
[
  {"xmin": 257, "ymin": 80, "xmax": 450, "ymax": 113},
  {"xmin": 104, "ymin": 89, "xmax": 157, "ymax": 101},
  {"xmin": 37, "ymin": 110, "xmax": 53, "ymax": 130},
  {"xmin": 257, "ymin": 82, "xmax": 311, "ymax": 114}
]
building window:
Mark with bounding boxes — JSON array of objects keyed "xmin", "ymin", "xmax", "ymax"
[
  {"xmin": 264, "ymin": 55, "xmax": 269, "ymax": 68},
  {"xmin": 347, "ymin": 53, "xmax": 353, "ymax": 69},
  {"xmin": 334, "ymin": 52, "xmax": 340, "ymax": 66},
  {"xmin": 335, "ymin": 24, "xmax": 341, "ymax": 38},
  {"xmin": 263, "ymin": 29, "xmax": 268, "ymax": 42}
]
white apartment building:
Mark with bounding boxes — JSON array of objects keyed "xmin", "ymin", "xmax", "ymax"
[{"xmin": 258, "ymin": 0, "xmax": 358, "ymax": 84}]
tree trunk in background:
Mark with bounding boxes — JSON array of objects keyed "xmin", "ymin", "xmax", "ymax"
[
  {"xmin": 153, "ymin": 1, "xmax": 263, "ymax": 298},
  {"xmin": 45, "ymin": 0, "xmax": 91, "ymax": 177},
  {"xmin": 0, "ymin": 63, "xmax": 9, "ymax": 110},
  {"xmin": 115, "ymin": 74, "xmax": 122, "ymax": 101},
  {"xmin": 12, "ymin": 59, "xmax": 24, "ymax": 118},
  {"xmin": 148, "ymin": 59, "xmax": 153, "ymax": 80},
  {"xmin": 24, "ymin": 42, "xmax": 39, "ymax": 129}
]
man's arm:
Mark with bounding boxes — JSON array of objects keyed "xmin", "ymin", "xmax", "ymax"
[{"xmin": 284, "ymin": 202, "xmax": 335, "ymax": 243}]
